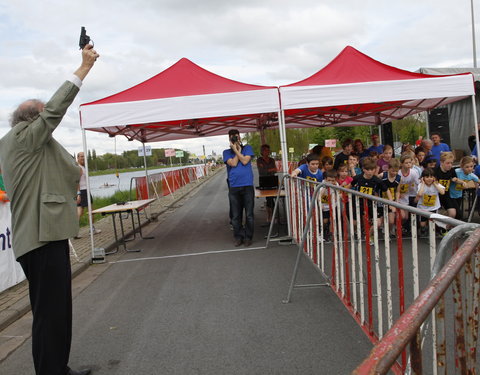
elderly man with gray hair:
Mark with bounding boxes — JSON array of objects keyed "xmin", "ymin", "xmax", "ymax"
[
  {"xmin": 421, "ymin": 138, "xmax": 433, "ymax": 155},
  {"xmin": 0, "ymin": 44, "xmax": 99, "ymax": 375}
]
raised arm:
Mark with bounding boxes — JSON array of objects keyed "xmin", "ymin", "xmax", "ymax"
[{"xmin": 74, "ymin": 44, "xmax": 99, "ymax": 81}]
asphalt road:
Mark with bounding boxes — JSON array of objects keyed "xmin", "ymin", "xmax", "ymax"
[{"xmin": 0, "ymin": 171, "xmax": 372, "ymax": 374}]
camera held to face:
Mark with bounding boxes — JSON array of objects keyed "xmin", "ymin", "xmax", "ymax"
[{"xmin": 231, "ymin": 135, "xmax": 239, "ymax": 143}]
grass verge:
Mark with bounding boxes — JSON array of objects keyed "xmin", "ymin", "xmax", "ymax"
[{"xmin": 79, "ymin": 190, "xmax": 135, "ymax": 227}]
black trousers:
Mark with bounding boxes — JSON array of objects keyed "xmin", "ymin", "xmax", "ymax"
[{"xmin": 18, "ymin": 240, "xmax": 72, "ymax": 375}]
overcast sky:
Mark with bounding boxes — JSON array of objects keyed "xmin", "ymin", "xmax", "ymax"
[{"xmin": 0, "ymin": 0, "xmax": 478, "ymax": 157}]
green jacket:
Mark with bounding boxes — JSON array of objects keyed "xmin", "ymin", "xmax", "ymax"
[{"xmin": 0, "ymin": 81, "xmax": 81, "ymax": 259}]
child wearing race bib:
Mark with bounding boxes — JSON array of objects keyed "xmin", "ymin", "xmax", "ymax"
[
  {"xmin": 397, "ymin": 153, "xmax": 420, "ymax": 226},
  {"xmin": 351, "ymin": 157, "xmax": 391, "ymax": 243},
  {"xmin": 381, "ymin": 159, "xmax": 401, "ymax": 237},
  {"xmin": 291, "ymin": 153, "xmax": 323, "ymax": 182},
  {"xmin": 450, "ymin": 156, "xmax": 479, "ymax": 220},
  {"xmin": 434, "ymin": 152, "xmax": 460, "ymax": 220},
  {"xmin": 415, "ymin": 168, "xmax": 445, "ymax": 236},
  {"xmin": 319, "ymin": 170, "xmax": 338, "ymax": 241}
]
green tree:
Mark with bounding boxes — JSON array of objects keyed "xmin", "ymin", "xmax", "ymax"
[{"xmin": 392, "ymin": 116, "xmax": 426, "ymax": 145}]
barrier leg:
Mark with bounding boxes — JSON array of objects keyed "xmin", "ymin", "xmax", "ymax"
[{"xmin": 283, "ymin": 185, "xmax": 328, "ymax": 303}]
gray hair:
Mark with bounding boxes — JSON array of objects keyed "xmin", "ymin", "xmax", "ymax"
[{"xmin": 10, "ymin": 99, "xmax": 44, "ymax": 127}]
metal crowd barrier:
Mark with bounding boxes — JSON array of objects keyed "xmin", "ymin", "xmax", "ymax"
[
  {"xmin": 277, "ymin": 176, "xmax": 480, "ymax": 374},
  {"xmin": 353, "ymin": 224, "xmax": 480, "ymax": 374}
]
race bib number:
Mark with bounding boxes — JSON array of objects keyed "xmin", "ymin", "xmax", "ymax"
[
  {"xmin": 306, "ymin": 176, "xmax": 317, "ymax": 182},
  {"xmin": 359, "ymin": 186, "xmax": 373, "ymax": 195},
  {"xmin": 382, "ymin": 187, "xmax": 395, "ymax": 200},
  {"xmin": 455, "ymin": 180, "xmax": 465, "ymax": 191},
  {"xmin": 399, "ymin": 184, "xmax": 409, "ymax": 194},
  {"xmin": 438, "ymin": 179, "xmax": 451, "ymax": 191},
  {"xmin": 423, "ymin": 194, "xmax": 436, "ymax": 207}
]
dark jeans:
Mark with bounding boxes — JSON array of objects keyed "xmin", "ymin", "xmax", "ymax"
[
  {"xmin": 229, "ymin": 185, "xmax": 255, "ymax": 240},
  {"xmin": 18, "ymin": 240, "xmax": 72, "ymax": 375}
]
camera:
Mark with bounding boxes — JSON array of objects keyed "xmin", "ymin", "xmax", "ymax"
[
  {"xmin": 79, "ymin": 26, "xmax": 92, "ymax": 50},
  {"xmin": 231, "ymin": 135, "xmax": 238, "ymax": 143}
]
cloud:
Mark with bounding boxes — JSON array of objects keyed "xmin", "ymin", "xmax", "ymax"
[{"xmin": 1, "ymin": 0, "xmax": 479, "ymax": 158}]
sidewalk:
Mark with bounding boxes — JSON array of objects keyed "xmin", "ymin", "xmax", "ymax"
[{"xmin": 0, "ymin": 167, "xmax": 222, "ymax": 334}]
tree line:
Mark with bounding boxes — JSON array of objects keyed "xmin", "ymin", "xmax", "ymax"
[
  {"xmin": 243, "ymin": 116, "xmax": 426, "ymax": 159},
  {"xmin": 85, "ymin": 148, "xmax": 193, "ymax": 171}
]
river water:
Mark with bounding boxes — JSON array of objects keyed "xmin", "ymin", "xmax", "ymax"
[{"xmin": 88, "ymin": 164, "xmax": 205, "ymax": 197}]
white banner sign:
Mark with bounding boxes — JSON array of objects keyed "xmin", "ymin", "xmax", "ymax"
[
  {"xmin": 195, "ymin": 166, "xmax": 205, "ymax": 178},
  {"xmin": 165, "ymin": 148, "xmax": 176, "ymax": 157},
  {"xmin": 138, "ymin": 145, "xmax": 152, "ymax": 157},
  {"xmin": 0, "ymin": 202, "xmax": 25, "ymax": 293},
  {"xmin": 325, "ymin": 139, "xmax": 337, "ymax": 148}
]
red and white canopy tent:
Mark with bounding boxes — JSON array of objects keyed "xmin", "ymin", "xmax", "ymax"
[
  {"xmin": 78, "ymin": 58, "xmax": 283, "ymax": 257},
  {"xmin": 79, "ymin": 57, "xmax": 281, "ymax": 142},
  {"xmin": 278, "ymin": 46, "xmax": 477, "ymax": 173}
]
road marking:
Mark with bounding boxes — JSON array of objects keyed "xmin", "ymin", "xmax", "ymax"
[{"xmin": 109, "ymin": 246, "xmax": 267, "ymax": 264}]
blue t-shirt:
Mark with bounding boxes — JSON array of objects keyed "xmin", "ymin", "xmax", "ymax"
[
  {"xmin": 473, "ymin": 144, "xmax": 478, "ymax": 158},
  {"xmin": 450, "ymin": 167, "xmax": 479, "ymax": 199},
  {"xmin": 223, "ymin": 145, "xmax": 254, "ymax": 188},
  {"xmin": 431, "ymin": 143, "xmax": 450, "ymax": 166},
  {"xmin": 297, "ymin": 164, "xmax": 323, "ymax": 182},
  {"xmin": 367, "ymin": 144, "xmax": 384, "ymax": 155},
  {"xmin": 475, "ymin": 164, "xmax": 480, "ymax": 177}
]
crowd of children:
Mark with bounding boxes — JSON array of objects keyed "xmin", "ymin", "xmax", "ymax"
[{"xmin": 290, "ymin": 134, "xmax": 480, "ymax": 239}]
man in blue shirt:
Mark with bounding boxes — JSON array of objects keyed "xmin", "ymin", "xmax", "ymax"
[
  {"xmin": 367, "ymin": 133, "xmax": 384, "ymax": 155},
  {"xmin": 223, "ymin": 129, "xmax": 255, "ymax": 247},
  {"xmin": 431, "ymin": 133, "xmax": 450, "ymax": 166}
]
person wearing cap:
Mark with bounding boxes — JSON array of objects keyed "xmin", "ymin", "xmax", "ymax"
[{"xmin": 223, "ymin": 129, "xmax": 255, "ymax": 247}]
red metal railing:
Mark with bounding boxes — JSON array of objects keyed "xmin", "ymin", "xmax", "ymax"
[{"xmin": 353, "ymin": 226, "xmax": 480, "ymax": 374}]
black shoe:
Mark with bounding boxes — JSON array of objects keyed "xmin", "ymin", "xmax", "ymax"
[
  {"xmin": 244, "ymin": 239, "xmax": 253, "ymax": 247},
  {"xmin": 234, "ymin": 239, "xmax": 243, "ymax": 247},
  {"xmin": 67, "ymin": 368, "xmax": 91, "ymax": 375}
]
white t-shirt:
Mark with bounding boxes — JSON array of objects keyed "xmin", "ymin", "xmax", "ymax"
[
  {"xmin": 79, "ymin": 165, "xmax": 87, "ymax": 190},
  {"xmin": 398, "ymin": 168, "xmax": 420, "ymax": 204},
  {"xmin": 416, "ymin": 183, "xmax": 444, "ymax": 211}
]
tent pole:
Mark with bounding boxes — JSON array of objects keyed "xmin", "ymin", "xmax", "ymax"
[
  {"xmin": 82, "ymin": 129, "xmax": 96, "ymax": 260},
  {"xmin": 278, "ymin": 110, "xmax": 289, "ymax": 174},
  {"xmin": 278, "ymin": 109, "xmax": 292, "ymax": 236},
  {"xmin": 472, "ymin": 95, "xmax": 479, "ymax": 163},
  {"xmin": 142, "ymin": 142, "xmax": 150, "ymax": 199}
]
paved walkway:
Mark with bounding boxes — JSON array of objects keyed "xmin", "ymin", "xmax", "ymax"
[
  {"xmin": 0, "ymin": 168, "xmax": 221, "ymax": 337},
  {"xmin": 0, "ymin": 168, "xmax": 372, "ymax": 374}
]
